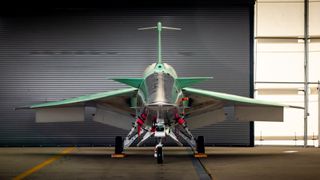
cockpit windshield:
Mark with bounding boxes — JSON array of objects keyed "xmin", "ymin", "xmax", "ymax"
[{"xmin": 145, "ymin": 72, "xmax": 174, "ymax": 104}]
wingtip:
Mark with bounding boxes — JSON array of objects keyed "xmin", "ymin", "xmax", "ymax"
[
  {"xmin": 288, "ymin": 105, "xmax": 305, "ymax": 109},
  {"xmin": 14, "ymin": 106, "xmax": 31, "ymax": 110}
]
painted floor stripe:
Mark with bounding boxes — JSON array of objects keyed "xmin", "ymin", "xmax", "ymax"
[
  {"xmin": 189, "ymin": 148, "xmax": 212, "ymax": 180},
  {"xmin": 13, "ymin": 147, "xmax": 75, "ymax": 180}
]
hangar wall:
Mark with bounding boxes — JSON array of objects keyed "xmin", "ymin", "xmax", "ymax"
[
  {"xmin": 254, "ymin": 0, "xmax": 320, "ymax": 146},
  {"xmin": 0, "ymin": 5, "xmax": 254, "ymax": 146}
]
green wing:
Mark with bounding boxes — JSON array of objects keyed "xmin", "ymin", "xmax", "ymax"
[
  {"xmin": 182, "ymin": 87, "xmax": 303, "ymax": 129},
  {"xmin": 19, "ymin": 88, "xmax": 138, "ymax": 130},
  {"xmin": 183, "ymin": 87, "xmax": 302, "ymax": 108},
  {"xmin": 176, "ymin": 77, "xmax": 213, "ymax": 88},
  {"xmin": 110, "ymin": 78, "xmax": 143, "ymax": 88},
  {"xmin": 28, "ymin": 87, "xmax": 137, "ymax": 109}
]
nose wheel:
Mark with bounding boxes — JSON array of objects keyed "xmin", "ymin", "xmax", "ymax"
[
  {"xmin": 156, "ymin": 146, "xmax": 164, "ymax": 164},
  {"xmin": 154, "ymin": 142, "xmax": 164, "ymax": 164}
]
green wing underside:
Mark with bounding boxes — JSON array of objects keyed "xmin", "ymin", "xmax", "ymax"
[
  {"xmin": 183, "ymin": 87, "xmax": 303, "ymax": 109},
  {"xmin": 27, "ymin": 88, "xmax": 137, "ymax": 109}
]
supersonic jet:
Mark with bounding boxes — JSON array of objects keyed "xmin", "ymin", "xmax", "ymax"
[{"xmin": 18, "ymin": 22, "xmax": 302, "ymax": 163}]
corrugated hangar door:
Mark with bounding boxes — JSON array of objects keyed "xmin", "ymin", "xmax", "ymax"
[{"xmin": 0, "ymin": 6, "xmax": 253, "ymax": 146}]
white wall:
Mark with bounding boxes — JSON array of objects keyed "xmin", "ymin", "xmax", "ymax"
[{"xmin": 254, "ymin": 0, "xmax": 320, "ymax": 146}]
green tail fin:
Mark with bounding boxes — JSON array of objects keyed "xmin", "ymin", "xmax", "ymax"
[
  {"xmin": 176, "ymin": 77, "xmax": 213, "ymax": 88},
  {"xmin": 138, "ymin": 22, "xmax": 181, "ymax": 65},
  {"xmin": 110, "ymin": 78, "xmax": 143, "ymax": 88}
]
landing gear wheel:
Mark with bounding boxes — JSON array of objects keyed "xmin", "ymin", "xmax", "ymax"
[
  {"xmin": 196, "ymin": 136, "xmax": 205, "ymax": 154},
  {"xmin": 156, "ymin": 146, "xmax": 164, "ymax": 164},
  {"xmin": 115, "ymin": 136, "xmax": 123, "ymax": 154}
]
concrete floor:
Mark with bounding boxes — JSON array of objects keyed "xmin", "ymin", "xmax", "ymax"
[{"xmin": 0, "ymin": 146, "xmax": 319, "ymax": 180}]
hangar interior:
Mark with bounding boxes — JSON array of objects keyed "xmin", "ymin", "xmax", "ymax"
[
  {"xmin": 0, "ymin": 1, "xmax": 319, "ymax": 148},
  {"xmin": 0, "ymin": 0, "xmax": 320, "ymax": 149},
  {"xmin": 0, "ymin": 1, "xmax": 320, "ymax": 180},
  {"xmin": 0, "ymin": 2, "xmax": 255, "ymax": 147}
]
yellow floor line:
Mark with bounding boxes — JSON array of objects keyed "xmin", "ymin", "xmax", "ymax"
[{"xmin": 13, "ymin": 147, "xmax": 75, "ymax": 180}]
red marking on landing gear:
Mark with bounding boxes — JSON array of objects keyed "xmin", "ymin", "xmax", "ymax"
[
  {"xmin": 136, "ymin": 113, "xmax": 147, "ymax": 137},
  {"xmin": 175, "ymin": 113, "xmax": 185, "ymax": 125},
  {"xmin": 181, "ymin": 97, "xmax": 189, "ymax": 101},
  {"xmin": 177, "ymin": 118, "xmax": 185, "ymax": 125}
]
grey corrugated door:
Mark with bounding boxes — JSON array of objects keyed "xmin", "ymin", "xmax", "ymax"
[{"xmin": 0, "ymin": 7, "xmax": 251, "ymax": 146}]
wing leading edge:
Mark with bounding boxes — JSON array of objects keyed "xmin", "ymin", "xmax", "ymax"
[
  {"xmin": 26, "ymin": 87, "xmax": 137, "ymax": 109},
  {"xmin": 17, "ymin": 88, "xmax": 137, "ymax": 130},
  {"xmin": 183, "ymin": 87, "xmax": 302, "ymax": 108}
]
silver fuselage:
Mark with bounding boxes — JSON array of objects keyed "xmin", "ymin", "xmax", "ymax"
[{"xmin": 137, "ymin": 64, "xmax": 184, "ymax": 128}]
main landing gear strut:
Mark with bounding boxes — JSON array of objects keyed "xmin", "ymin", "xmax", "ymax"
[
  {"xmin": 112, "ymin": 113, "xmax": 206, "ymax": 162},
  {"xmin": 115, "ymin": 136, "xmax": 124, "ymax": 154},
  {"xmin": 112, "ymin": 135, "xmax": 206, "ymax": 162}
]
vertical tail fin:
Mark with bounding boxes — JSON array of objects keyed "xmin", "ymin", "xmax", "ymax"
[{"xmin": 138, "ymin": 22, "xmax": 181, "ymax": 65}]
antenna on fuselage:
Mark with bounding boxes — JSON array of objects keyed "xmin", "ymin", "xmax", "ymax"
[{"xmin": 138, "ymin": 22, "xmax": 181, "ymax": 65}]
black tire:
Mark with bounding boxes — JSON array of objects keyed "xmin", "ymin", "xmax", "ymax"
[
  {"xmin": 115, "ymin": 136, "xmax": 123, "ymax": 154},
  {"xmin": 156, "ymin": 146, "xmax": 163, "ymax": 164},
  {"xmin": 196, "ymin": 136, "xmax": 205, "ymax": 154}
]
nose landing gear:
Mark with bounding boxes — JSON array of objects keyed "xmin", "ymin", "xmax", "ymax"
[{"xmin": 155, "ymin": 144, "xmax": 164, "ymax": 164}]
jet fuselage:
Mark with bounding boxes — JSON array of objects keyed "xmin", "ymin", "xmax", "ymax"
[{"xmin": 137, "ymin": 62, "xmax": 184, "ymax": 128}]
